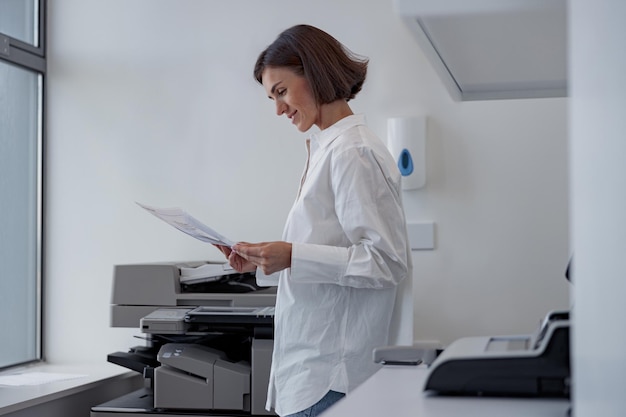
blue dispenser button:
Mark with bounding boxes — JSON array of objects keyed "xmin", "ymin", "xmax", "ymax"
[{"xmin": 398, "ymin": 148, "xmax": 414, "ymax": 176}]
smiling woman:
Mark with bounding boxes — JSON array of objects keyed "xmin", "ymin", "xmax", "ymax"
[
  {"xmin": 214, "ymin": 25, "xmax": 412, "ymax": 417},
  {"xmin": 0, "ymin": 0, "xmax": 46, "ymax": 370}
]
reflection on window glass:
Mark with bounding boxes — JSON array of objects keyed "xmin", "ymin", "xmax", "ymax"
[
  {"xmin": 0, "ymin": 0, "xmax": 38, "ymax": 46},
  {"xmin": 0, "ymin": 60, "xmax": 41, "ymax": 368}
]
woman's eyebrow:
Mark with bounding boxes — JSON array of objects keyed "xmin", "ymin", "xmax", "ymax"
[{"xmin": 270, "ymin": 81, "xmax": 283, "ymax": 95}]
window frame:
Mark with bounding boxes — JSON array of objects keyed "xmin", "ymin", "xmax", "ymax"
[
  {"xmin": 0, "ymin": 0, "xmax": 46, "ymax": 369},
  {"xmin": 0, "ymin": 0, "xmax": 45, "ymax": 71}
]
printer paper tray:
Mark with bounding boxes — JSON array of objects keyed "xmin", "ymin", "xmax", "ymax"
[{"xmin": 91, "ymin": 387, "xmax": 253, "ymax": 416}]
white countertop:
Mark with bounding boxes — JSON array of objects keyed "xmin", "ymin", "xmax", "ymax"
[
  {"xmin": 323, "ymin": 365, "xmax": 571, "ymax": 417},
  {"xmin": 0, "ymin": 362, "xmax": 136, "ymax": 415}
]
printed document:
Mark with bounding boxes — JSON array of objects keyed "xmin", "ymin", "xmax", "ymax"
[{"xmin": 137, "ymin": 202, "xmax": 235, "ymax": 247}]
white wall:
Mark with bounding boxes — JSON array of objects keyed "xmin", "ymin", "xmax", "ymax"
[
  {"xmin": 570, "ymin": 1, "xmax": 626, "ymax": 415},
  {"xmin": 45, "ymin": 0, "xmax": 570, "ymax": 363}
]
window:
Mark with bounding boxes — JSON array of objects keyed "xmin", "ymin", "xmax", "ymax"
[{"xmin": 0, "ymin": 0, "xmax": 46, "ymax": 369}]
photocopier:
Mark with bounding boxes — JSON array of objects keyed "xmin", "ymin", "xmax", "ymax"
[{"xmin": 91, "ymin": 261, "xmax": 277, "ymax": 417}]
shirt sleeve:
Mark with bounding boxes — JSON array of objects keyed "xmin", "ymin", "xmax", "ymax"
[
  {"xmin": 255, "ymin": 267, "xmax": 280, "ymax": 287},
  {"xmin": 290, "ymin": 145, "xmax": 410, "ymax": 289}
]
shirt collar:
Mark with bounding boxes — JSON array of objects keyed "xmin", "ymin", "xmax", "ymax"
[{"xmin": 309, "ymin": 114, "xmax": 365, "ymax": 151}]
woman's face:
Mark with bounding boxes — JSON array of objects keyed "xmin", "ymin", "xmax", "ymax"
[{"xmin": 262, "ymin": 66, "xmax": 319, "ymax": 132}]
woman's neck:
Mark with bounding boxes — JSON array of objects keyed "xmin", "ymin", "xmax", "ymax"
[{"xmin": 317, "ymin": 100, "xmax": 353, "ymax": 130}]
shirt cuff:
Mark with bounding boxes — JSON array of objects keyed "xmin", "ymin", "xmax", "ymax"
[
  {"xmin": 255, "ymin": 267, "xmax": 280, "ymax": 287},
  {"xmin": 290, "ymin": 242, "xmax": 348, "ymax": 284}
]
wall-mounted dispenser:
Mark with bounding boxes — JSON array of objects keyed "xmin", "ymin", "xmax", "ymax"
[{"xmin": 387, "ymin": 116, "xmax": 427, "ymax": 190}]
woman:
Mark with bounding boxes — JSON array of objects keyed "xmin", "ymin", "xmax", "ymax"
[{"xmin": 217, "ymin": 24, "xmax": 411, "ymax": 417}]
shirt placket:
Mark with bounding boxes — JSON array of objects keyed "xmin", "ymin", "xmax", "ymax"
[{"xmin": 296, "ymin": 139, "xmax": 311, "ymax": 201}]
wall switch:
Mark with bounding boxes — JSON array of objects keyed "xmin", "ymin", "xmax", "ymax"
[{"xmin": 407, "ymin": 222, "xmax": 435, "ymax": 250}]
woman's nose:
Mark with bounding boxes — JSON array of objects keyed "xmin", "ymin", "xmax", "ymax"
[{"xmin": 275, "ymin": 100, "xmax": 287, "ymax": 116}]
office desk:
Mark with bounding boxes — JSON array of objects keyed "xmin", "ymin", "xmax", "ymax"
[{"xmin": 323, "ymin": 365, "xmax": 571, "ymax": 417}]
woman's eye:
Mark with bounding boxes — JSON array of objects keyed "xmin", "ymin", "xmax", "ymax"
[{"xmin": 277, "ymin": 89, "xmax": 286, "ymax": 97}]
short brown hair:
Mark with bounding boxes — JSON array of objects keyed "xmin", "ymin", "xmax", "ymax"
[{"xmin": 254, "ymin": 25, "xmax": 368, "ymax": 104}]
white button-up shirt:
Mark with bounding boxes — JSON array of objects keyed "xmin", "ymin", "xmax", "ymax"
[{"xmin": 262, "ymin": 114, "xmax": 411, "ymax": 416}]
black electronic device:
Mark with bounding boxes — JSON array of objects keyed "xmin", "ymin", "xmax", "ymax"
[{"xmin": 424, "ymin": 310, "xmax": 570, "ymax": 397}]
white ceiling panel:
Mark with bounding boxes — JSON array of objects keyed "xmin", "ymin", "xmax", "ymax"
[{"xmin": 394, "ymin": 0, "xmax": 567, "ymax": 101}]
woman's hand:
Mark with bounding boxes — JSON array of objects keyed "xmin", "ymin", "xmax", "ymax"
[
  {"xmin": 232, "ymin": 241, "xmax": 292, "ymax": 275},
  {"xmin": 213, "ymin": 244, "xmax": 232, "ymax": 258},
  {"xmin": 213, "ymin": 244, "xmax": 257, "ymax": 273}
]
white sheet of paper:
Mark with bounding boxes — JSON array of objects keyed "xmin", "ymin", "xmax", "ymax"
[
  {"xmin": 137, "ymin": 202, "xmax": 235, "ymax": 247},
  {"xmin": 0, "ymin": 372, "xmax": 86, "ymax": 386}
]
